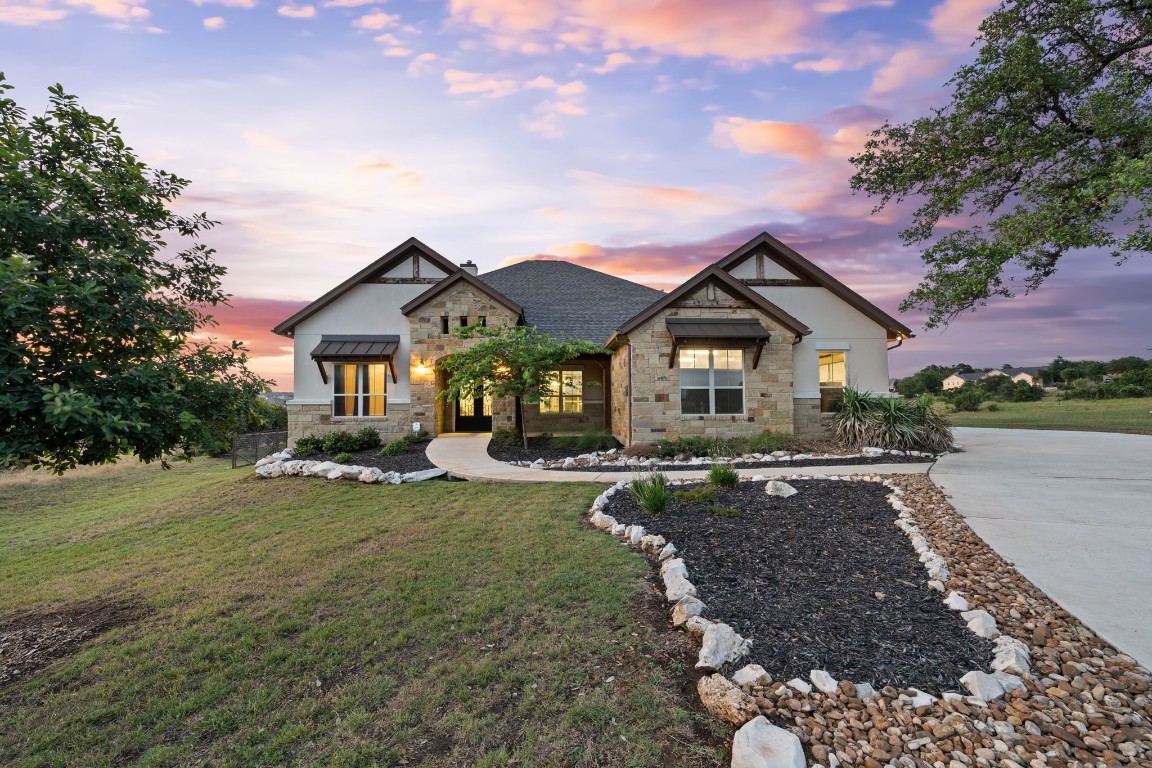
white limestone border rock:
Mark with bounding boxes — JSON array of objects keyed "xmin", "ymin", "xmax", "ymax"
[
  {"xmin": 513, "ymin": 447, "xmax": 945, "ymax": 471},
  {"xmin": 586, "ymin": 472, "xmax": 1037, "ymax": 759},
  {"xmin": 253, "ymin": 450, "xmax": 446, "ymax": 485}
]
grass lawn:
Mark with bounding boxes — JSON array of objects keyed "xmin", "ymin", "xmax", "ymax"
[
  {"xmin": 948, "ymin": 395, "xmax": 1152, "ymax": 435},
  {"xmin": 0, "ymin": 461, "xmax": 725, "ymax": 767}
]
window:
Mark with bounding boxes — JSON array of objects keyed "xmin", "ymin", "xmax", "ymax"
[
  {"xmin": 819, "ymin": 351, "xmax": 847, "ymax": 412},
  {"xmin": 440, "ymin": 316, "xmax": 449, "ymax": 334},
  {"xmin": 459, "ymin": 316, "xmax": 469, "ymax": 327},
  {"xmin": 679, "ymin": 349, "xmax": 743, "ymax": 415},
  {"xmin": 540, "ymin": 369, "xmax": 583, "ymax": 414},
  {"xmin": 477, "ymin": 316, "xmax": 487, "ymax": 327},
  {"xmin": 333, "ymin": 363, "xmax": 387, "ymax": 416}
]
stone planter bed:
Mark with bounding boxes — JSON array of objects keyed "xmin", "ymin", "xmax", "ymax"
[
  {"xmin": 253, "ymin": 441, "xmax": 447, "ymax": 484},
  {"xmin": 299, "ymin": 441, "xmax": 439, "ymax": 475},
  {"xmin": 592, "ymin": 474, "xmax": 1152, "ymax": 767},
  {"xmin": 488, "ymin": 438, "xmax": 939, "ymax": 472},
  {"xmin": 606, "ymin": 479, "xmax": 991, "ymax": 692}
]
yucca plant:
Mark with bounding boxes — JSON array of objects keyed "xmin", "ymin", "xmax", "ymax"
[
  {"xmin": 831, "ymin": 387, "xmax": 877, "ymax": 447},
  {"xmin": 629, "ymin": 472, "xmax": 671, "ymax": 515},
  {"xmin": 911, "ymin": 395, "xmax": 954, "ymax": 452},
  {"xmin": 831, "ymin": 388, "xmax": 955, "ymax": 451},
  {"xmin": 873, "ymin": 397, "xmax": 918, "ymax": 450},
  {"xmin": 707, "ymin": 462, "xmax": 739, "ymax": 488}
]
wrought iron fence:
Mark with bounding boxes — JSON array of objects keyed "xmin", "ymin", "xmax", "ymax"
[{"xmin": 231, "ymin": 430, "xmax": 288, "ymax": 469}]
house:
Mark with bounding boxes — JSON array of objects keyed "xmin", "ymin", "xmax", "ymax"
[
  {"xmin": 942, "ymin": 372, "xmax": 983, "ymax": 390},
  {"xmin": 272, "ymin": 232, "xmax": 914, "ymax": 447},
  {"xmin": 973, "ymin": 367, "xmax": 1047, "ymax": 387}
]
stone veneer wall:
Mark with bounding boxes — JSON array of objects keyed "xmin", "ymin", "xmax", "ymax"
[
  {"xmin": 609, "ymin": 343, "xmax": 632, "ymax": 446},
  {"xmin": 792, "ymin": 397, "xmax": 827, "ymax": 438},
  {"xmin": 623, "ymin": 285, "xmax": 797, "ymax": 445},
  {"xmin": 406, "ymin": 281, "xmax": 521, "ymax": 435},
  {"xmin": 287, "ymin": 403, "xmax": 414, "ymax": 445}
]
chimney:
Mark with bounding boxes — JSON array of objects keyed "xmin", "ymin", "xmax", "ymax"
[{"xmin": 460, "ymin": 260, "xmax": 478, "ymax": 275}]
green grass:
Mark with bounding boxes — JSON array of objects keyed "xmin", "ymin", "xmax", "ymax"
[
  {"xmin": 949, "ymin": 395, "xmax": 1152, "ymax": 435},
  {"xmin": 0, "ymin": 461, "xmax": 725, "ymax": 767}
]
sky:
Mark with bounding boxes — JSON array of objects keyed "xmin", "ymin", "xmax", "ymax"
[{"xmin": 3, "ymin": 0, "xmax": 1150, "ymax": 390}]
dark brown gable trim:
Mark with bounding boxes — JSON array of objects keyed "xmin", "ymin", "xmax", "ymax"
[
  {"xmin": 399, "ymin": 270, "xmax": 524, "ymax": 319},
  {"xmin": 272, "ymin": 237, "xmax": 461, "ymax": 337},
  {"xmin": 714, "ymin": 232, "xmax": 915, "ymax": 340},
  {"xmin": 612, "ymin": 267, "xmax": 811, "ymax": 342}
]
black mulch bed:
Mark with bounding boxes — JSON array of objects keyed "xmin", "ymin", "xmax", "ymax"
[
  {"xmin": 606, "ymin": 480, "xmax": 993, "ymax": 693},
  {"xmin": 301, "ymin": 440, "xmax": 439, "ymax": 474},
  {"xmin": 488, "ymin": 438, "xmax": 935, "ymax": 472}
]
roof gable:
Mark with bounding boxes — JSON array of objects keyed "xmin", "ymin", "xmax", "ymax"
[
  {"xmin": 612, "ymin": 267, "xmax": 811, "ymax": 343},
  {"xmin": 399, "ymin": 269, "xmax": 524, "ymax": 319},
  {"xmin": 716, "ymin": 232, "xmax": 914, "ymax": 340},
  {"xmin": 272, "ymin": 237, "xmax": 460, "ymax": 337}
]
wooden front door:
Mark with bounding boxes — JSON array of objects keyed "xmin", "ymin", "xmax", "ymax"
[{"xmin": 454, "ymin": 390, "xmax": 493, "ymax": 432}]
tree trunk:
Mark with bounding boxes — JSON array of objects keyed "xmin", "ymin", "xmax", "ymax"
[{"xmin": 517, "ymin": 397, "xmax": 527, "ymax": 450}]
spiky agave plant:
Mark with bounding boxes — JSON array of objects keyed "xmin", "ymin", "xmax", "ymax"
[
  {"xmin": 831, "ymin": 387, "xmax": 877, "ymax": 448},
  {"xmin": 872, "ymin": 397, "xmax": 919, "ymax": 451},
  {"xmin": 911, "ymin": 395, "xmax": 955, "ymax": 452}
]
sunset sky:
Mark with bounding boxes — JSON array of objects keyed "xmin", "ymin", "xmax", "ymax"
[{"xmin": 4, "ymin": 0, "xmax": 1150, "ymax": 389}]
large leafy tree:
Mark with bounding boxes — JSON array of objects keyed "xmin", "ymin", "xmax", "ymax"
[
  {"xmin": 438, "ymin": 323, "xmax": 607, "ymax": 449},
  {"xmin": 850, "ymin": 0, "xmax": 1152, "ymax": 328},
  {"xmin": 0, "ymin": 76, "xmax": 271, "ymax": 472}
]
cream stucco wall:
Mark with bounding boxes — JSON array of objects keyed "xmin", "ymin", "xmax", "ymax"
[
  {"xmin": 748, "ymin": 286, "xmax": 893, "ymax": 399},
  {"xmin": 289, "ymin": 283, "xmax": 429, "ymax": 404}
]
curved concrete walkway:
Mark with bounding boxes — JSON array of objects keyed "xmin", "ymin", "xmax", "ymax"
[
  {"xmin": 932, "ymin": 427, "xmax": 1152, "ymax": 670},
  {"xmin": 425, "ymin": 432, "xmax": 932, "ymax": 483}
]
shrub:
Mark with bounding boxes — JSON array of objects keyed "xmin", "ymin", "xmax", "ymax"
[
  {"xmin": 706, "ymin": 502, "xmax": 740, "ymax": 519},
  {"xmin": 986, "ymin": 402, "xmax": 1001, "ymax": 412},
  {"xmin": 352, "ymin": 427, "xmax": 383, "ymax": 451},
  {"xmin": 405, "ymin": 428, "xmax": 431, "ymax": 444},
  {"xmin": 951, "ymin": 388, "xmax": 984, "ymax": 412},
  {"xmin": 629, "ymin": 473, "xmax": 670, "ymax": 515},
  {"xmin": 321, "ymin": 430, "xmax": 361, "ymax": 454},
  {"xmin": 492, "ymin": 429, "xmax": 522, "ymax": 448},
  {"xmin": 332, "ymin": 452, "xmax": 354, "ymax": 464},
  {"xmin": 548, "ymin": 430, "xmax": 618, "ymax": 451},
  {"xmin": 294, "ymin": 433, "xmax": 324, "ymax": 457},
  {"xmin": 672, "ymin": 485, "xmax": 717, "ymax": 504},
  {"xmin": 378, "ymin": 439, "xmax": 407, "ymax": 457},
  {"xmin": 707, "ymin": 462, "xmax": 739, "ymax": 488},
  {"xmin": 831, "ymin": 388, "xmax": 955, "ymax": 451}
]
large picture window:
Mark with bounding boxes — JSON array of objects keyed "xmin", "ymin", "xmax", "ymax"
[
  {"xmin": 540, "ymin": 369, "xmax": 583, "ymax": 414},
  {"xmin": 679, "ymin": 349, "xmax": 743, "ymax": 415},
  {"xmin": 333, "ymin": 363, "xmax": 387, "ymax": 416},
  {"xmin": 819, "ymin": 351, "xmax": 847, "ymax": 413}
]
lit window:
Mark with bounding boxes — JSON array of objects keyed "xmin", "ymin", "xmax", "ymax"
[
  {"xmin": 819, "ymin": 351, "xmax": 847, "ymax": 412},
  {"xmin": 333, "ymin": 363, "xmax": 387, "ymax": 416},
  {"xmin": 679, "ymin": 349, "xmax": 743, "ymax": 415},
  {"xmin": 540, "ymin": 369, "xmax": 583, "ymax": 414}
]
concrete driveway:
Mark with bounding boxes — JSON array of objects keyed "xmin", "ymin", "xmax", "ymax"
[{"xmin": 932, "ymin": 427, "xmax": 1152, "ymax": 670}]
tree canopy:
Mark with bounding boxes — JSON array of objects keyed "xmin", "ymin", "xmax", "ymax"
[
  {"xmin": 0, "ymin": 76, "xmax": 270, "ymax": 472},
  {"xmin": 438, "ymin": 323, "xmax": 607, "ymax": 449},
  {"xmin": 850, "ymin": 0, "xmax": 1152, "ymax": 328}
]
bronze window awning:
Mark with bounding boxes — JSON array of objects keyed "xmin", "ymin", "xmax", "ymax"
[
  {"xmin": 310, "ymin": 335, "xmax": 400, "ymax": 384},
  {"xmin": 665, "ymin": 318, "xmax": 771, "ymax": 369}
]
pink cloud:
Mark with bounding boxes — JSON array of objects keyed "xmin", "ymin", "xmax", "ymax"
[
  {"xmin": 203, "ymin": 15, "xmax": 224, "ymax": 29},
  {"xmin": 926, "ymin": 0, "xmax": 999, "ymax": 48},
  {"xmin": 869, "ymin": 45, "xmax": 949, "ymax": 97},
  {"xmin": 448, "ymin": 0, "xmax": 890, "ymax": 63},
  {"xmin": 352, "ymin": 10, "xmax": 397, "ymax": 30},
  {"xmin": 443, "ymin": 69, "xmax": 519, "ymax": 98},
  {"xmin": 277, "ymin": 3, "xmax": 315, "ymax": 18},
  {"xmin": 0, "ymin": 4, "xmax": 69, "ymax": 24},
  {"xmin": 206, "ymin": 297, "xmax": 308, "ymax": 390},
  {"xmin": 593, "ymin": 52, "xmax": 635, "ymax": 74},
  {"xmin": 711, "ymin": 118, "xmax": 827, "ymax": 162}
]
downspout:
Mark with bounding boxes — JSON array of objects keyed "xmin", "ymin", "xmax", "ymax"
[{"xmin": 887, "ymin": 335, "xmax": 904, "ymax": 351}]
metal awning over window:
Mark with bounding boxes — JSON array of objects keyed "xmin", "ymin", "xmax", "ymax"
[
  {"xmin": 666, "ymin": 318, "xmax": 771, "ymax": 369},
  {"xmin": 310, "ymin": 335, "xmax": 400, "ymax": 384}
]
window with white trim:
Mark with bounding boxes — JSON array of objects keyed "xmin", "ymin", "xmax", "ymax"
[
  {"xmin": 679, "ymin": 349, "xmax": 744, "ymax": 415},
  {"xmin": 818, "ymin": 351, "xmax": 847, "ymax": 413},
  {"xmin": 539, "ymin": 369, "xmax": 583, "ymax": 414},
  {"xmin": 333, "ymin": 363, "xmax": 387, "ymax": 416}
]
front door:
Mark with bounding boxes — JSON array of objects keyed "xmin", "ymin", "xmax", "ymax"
[{"xmin": 454, "ymin": 390, "xmax": 493, "ymax": 432}]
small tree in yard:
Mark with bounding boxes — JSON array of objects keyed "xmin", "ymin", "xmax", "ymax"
[
  {"xmin": 0, "ymin": 76, "xmax": 271, "ymax": 472},
  {"xmin": 438, "ymin": 323, "xmax": 607, "ymax": 450}
]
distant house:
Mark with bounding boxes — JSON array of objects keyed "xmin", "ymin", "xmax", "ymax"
[
  {"xmin": 271, "ymin": 232, "xmax": 914, "ymax": 447},
  {"xmin": 942, "ymin": 372, "xmax": 983, "ymax": 390}
]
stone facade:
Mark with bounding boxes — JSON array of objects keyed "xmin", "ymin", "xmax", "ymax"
[
  {"xmin": 609, "ymin": 343, "xmax": 632, "ymax": 446},
  {"xmin": 616, "ymin": 284, "xmax": 797, "ymax": 445},
  {"xmin": 287, "ymin": 403, "xmax": 415, "ymax": 445},
  {"xmin": 520, "ymin": 357, "xmax": 611, "ymax": 435},
  {"xmin": 406, "ymin": 280, "xmax": 521, "ymax": 436},
  {"xmin": 792, "ymin": 397, "xmax": 827, "ymax": 438}
]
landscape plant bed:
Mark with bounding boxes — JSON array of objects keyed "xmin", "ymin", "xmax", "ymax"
[
  {"xmin": 607, "ymin": 479, "xmax": 992, "ymax": 692},
  {"xmin": 299, "ymin": 440, "xmax": 438, "ymax": 474},
  {"xmin": 488, "ymin": 437, "xmax": 937, "ymax": 472}
]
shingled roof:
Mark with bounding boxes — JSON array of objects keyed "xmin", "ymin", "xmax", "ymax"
[{"xmin": 477, "ymin": 260, "xmax": 664, "ymax": 345}]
